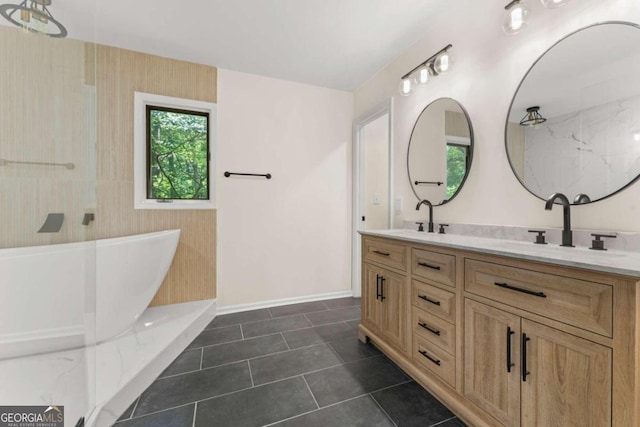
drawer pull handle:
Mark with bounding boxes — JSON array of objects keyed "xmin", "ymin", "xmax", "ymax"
[
  {"xmin": 380, "ymin": 276, "xmax": 386, "ymax": 301},
  {"xmin": 373, "ymin": 250, "xmax": 390, "ymax": 256},
  {"xmin": 418, "ymin": 349, "xmax": 441, "ymax": 366},
  {"xmin": 418, "ymin": 322, "xmax": 441, "ymax": 336},
  {"xmin": 506, "ymin": 327, "xmax": 515, "ymax": 373},
  {"xmin": 494, "ymin": 282, "xmax": 547, "ymax": 298},
  {"xmin": 522, "ymin": 333, "xmax": 531, "ymax": 381},
  {"xmin": 418, "ymin": 262, "xmax": 441, "ymax": 270},
  {"xmin": 376, "ymin": 274, "xmax": 381, "ymax": 301},
  {"xmin": 418, "ymin": 295, "xmax": 441, "ymax": 306}
]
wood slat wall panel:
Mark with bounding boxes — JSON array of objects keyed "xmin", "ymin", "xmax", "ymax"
[{"xmin": 95, "ymin": 45, "xmax": 217, "ymax": 306}]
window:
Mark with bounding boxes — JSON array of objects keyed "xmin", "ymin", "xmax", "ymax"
[
  {"xmin": 134, "ymin": 92, "xmax": 216, "ymax": 209},
  {"xmin": 445, "ymin": 136, "xmax": 471, "ymax": 200}
]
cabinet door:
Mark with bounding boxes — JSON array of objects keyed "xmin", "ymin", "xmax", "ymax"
[
  {"xmin": 379, "ymin": 267, "xmax": 406, "ymax": 350},
  {"xmin": 464, "ymin": 300, "xmax": 521, "ymax": 427},
  {"xmin": 362, "ymin": 263, "xmax": 382, "ymax": 331},
  {"xmin": 521, "ymin": 320, "xmax": 611, "ymax": 427}
]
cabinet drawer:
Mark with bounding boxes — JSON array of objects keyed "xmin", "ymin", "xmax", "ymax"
[
  {"xmin": 363, "ymin": 238, "xmax": 407, "ymax": 271},
  {"xmin": 413, "ymin": 334, "xmax": 455, "ymax": 388},
  {"xmin": 412, "ymin": 280, "xmax": 456, "ymax": 324},
  {"xmin": 412, "ymin": 307, "xmax": 455, "ymax": 355},
  {"xmin": 465, "ymin": 259, "xmax": 613, "ymax": 337},
  {"xmin": 412, "ymin": 248, "xmax": 456, "ymax": 287}
]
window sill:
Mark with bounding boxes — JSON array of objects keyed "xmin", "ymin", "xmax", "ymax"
[{"xmin": 134, "ymin": 199, "xmax": 216, "ymax": 210}]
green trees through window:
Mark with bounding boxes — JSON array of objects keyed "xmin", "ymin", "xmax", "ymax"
[
  {"xmin": 147, "ymin": 106, "xmax": 209, "ymax": 200},
  {"xmin": 446, "ymin": 144, "xmax": 468, "ymax": 199}
]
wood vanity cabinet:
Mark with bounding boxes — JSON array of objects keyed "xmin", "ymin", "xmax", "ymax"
[
  {"xmin": 464, "ymin": 299, "xmax": 611, "ymax": 427},
  {"xmin": 362, "ymin": 263, "xmax": 407, "ymax": 351},
  {"xmin": 359, "ymin": 235, "xmax": 639, "ymax": 427},
  {"xmin": 361, "ymin": 238, "xmax": 408, "ymax": 353}
]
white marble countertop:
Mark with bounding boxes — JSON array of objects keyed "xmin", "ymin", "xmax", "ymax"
[{"xmin": 360, "ymin": 229, "xmax": 640, "ymax": 279}]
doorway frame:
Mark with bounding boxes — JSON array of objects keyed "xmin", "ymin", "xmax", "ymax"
[{"xmin": 351, "ymin": 98, "xmax": 393, "ymax": 297}]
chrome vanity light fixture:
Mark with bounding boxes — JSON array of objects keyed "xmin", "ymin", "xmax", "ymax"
[
  {"xmin": 0, "ymin": 0, "xmax": 67, "ymax": 38},
  {"xmin": 540, "ymin": 0, "xmax": 571, "ymax": 8},
  {"xmin": 398, "ymin": 44, "xmax": 453, "ymax": 97},
  {"xmin": 503, "ymin": 0, "xmax": 529, "ymax": 35},
  {"xmin": 519, "ymin": 106, "xmax": 547, "ymax": 126}
]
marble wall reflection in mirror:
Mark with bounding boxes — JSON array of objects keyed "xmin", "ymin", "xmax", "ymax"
[
  {"xmin": 408, "ymin": 98, "xmax": 473, "ymax": 204},
  {"xmin": 506, "ymin": 22, "xmax": 640, "ymax": 204}
]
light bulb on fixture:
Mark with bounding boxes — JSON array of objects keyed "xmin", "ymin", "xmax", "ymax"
[
  {"xmin": 399, "ymin": 78, "xmax": 413, "ymax": 96},
  {"xmin": 540, "ymin": 0, "xmax": 571, "ymax": 8},
  {"xmin": 412, "ymin": 65, "xmax": 430, "ymax": 85},
  {"xmin": 503, "ymin": 0, "xmax": 529, "ymax": 35},
  {"xmin": 633, "ymin": 130, "xmax": 640, "ymax": 142},
  {"xmin": 433, "ymin": 51, "xmax": 453, "ymax": 74}
]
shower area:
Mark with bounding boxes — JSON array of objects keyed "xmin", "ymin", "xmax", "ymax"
[{"xmin": 0, "ymin": 5, "xmax": 98, "ymax": 425}]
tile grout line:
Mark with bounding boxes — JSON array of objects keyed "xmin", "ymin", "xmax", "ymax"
[
  {"xmin": 240, "ymin": 323, "xmax": 245, "ymax": 340},
  {"xmin": 281, "ymin": 332, "xmax": 291, "ymax": 350},
  {"xmin": 368, "ymin": 392, "xmax": 399, "ymax": 427},
  {"xmin": 193, "ymin": 332, "xmax": 283, "ymax": 351},
  {"xmin": 251, "ymin": 352, "xmax": 391, "ymax": 389},
  {"xmin": 123, "ymin": 401, "xmax": 198, "ymax": 423},
  {"xmin": 247, "ymin": 360, "xmax": 255, "ymax": 387},
  {"xmin": 191, "ymin": 402, "xmax": 198, "ymax": 427},
  {"xmin": 157, "ymin": 346, "xmax": 383, "ymax": 382},
  {"xmin": 368, "ymin": 379, "xmax": 413, "ymax": 395},
  {"xmin": 301, "ymin": 375, "xmax": 320, "ymax": 409},
  {"xmin": 199, "ymin": 347, "xmax": 204, "ymax": 370},
  {"xmin": 128, "ymin": 396, "xmax": 140, "ymax": 420},
  {"xmin": 261, "ymin": 392, "xmax": 381, "ymax": 427},
  {"xmin": 430, "ymin": 415, "xmax": 459, "ymax": 427}
]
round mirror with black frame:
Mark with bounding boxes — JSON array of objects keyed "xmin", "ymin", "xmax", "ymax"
[
  {"xmin": 407, "ymin": 97, "xmax": 474, "ymax": 205},
  {"xmin": 505, "ymin": 21, "xmax": 640, "ymax": 205}
]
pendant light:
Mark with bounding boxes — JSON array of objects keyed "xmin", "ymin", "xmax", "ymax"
[
  {"xmin": 519, "ymin": 106, "xmax": 547, "ymax": 126},
  {"xmin": 0, "ymin": 0, "xmax": 67, "ymax": 37}
]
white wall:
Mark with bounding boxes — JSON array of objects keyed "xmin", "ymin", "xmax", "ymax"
[
  {"xmin": 355, "ymin": 0, "xmax": 640, "ymax": 232},
  {"xmin": 217, "ymin": 69, "xmax": 353, "ymax": 307}
]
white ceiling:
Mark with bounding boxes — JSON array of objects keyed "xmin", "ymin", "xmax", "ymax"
[{"xmin": 46, "ymin": 0, "xmax": 447, "ymax": 91}]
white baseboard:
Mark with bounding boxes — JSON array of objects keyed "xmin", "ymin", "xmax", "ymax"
[{"xmin": 217, "ymin": 290, "xmax": 354, "ymax": 315}]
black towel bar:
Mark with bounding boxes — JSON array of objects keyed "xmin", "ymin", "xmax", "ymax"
[
  {"xmin": 415, "ymin": 181, "xmax": 443, "ymax": 186},
  {"xmin": 224, "ymin": 171, "xmax": 272, "ymax": 179}
]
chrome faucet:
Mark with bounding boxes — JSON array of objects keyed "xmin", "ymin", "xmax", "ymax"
[
  {"xmin": 544, "ymin": 193, "xmax": 574, "ymax": 247},
  {"xmin": 416, "ymin": 199, "xmax": 434, "ymax": 233}
]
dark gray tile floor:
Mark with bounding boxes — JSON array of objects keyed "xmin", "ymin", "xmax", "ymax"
[{"xmin": 114, "ymin": 297, "xmax": 466, "ymax": 427}]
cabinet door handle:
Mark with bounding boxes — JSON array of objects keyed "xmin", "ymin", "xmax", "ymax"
[
  {"xmin": 495, "ymin": 282, "xmax": 547, "ymax": 298},
  {"xmin": 522, "ymin": 333, "xmax": 531, "ymax": 382},
  {"xmin": 373, "ymin": 250, "xmax": 390, "ymax": 257},
  {"xmin": 418, "ymin": 262, "xmax": 441, "ymax": 270},
  {"xmin": 418, "ymin": 349, "xmax": 441, "ymax": 366},
  {"xmin": 380, "ymin": 276, "xmax": 386, "ymax": 301},
  {"xmin": 506, "ymin": 327, "xmax": 515, "ymax": 373},
  {"xmin": 418, "ymin": 295, "xmax": 441, "ymax": 306},
  {"xmin": 376, "ymin": 274, "xmax": 381, "ymax": 300},
  {"xmin": 418, "ymin": 322, "xmax": 441, "ymax": 336}
]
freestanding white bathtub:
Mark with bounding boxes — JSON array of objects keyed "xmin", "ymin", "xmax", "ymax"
[{"xmin": 0, "ymin": 229, "xmax": 180, "ymax": 360}]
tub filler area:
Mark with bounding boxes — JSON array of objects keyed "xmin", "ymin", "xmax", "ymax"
[{"xmin": 0, "ymin": 230, "xmax": 217, "ymax": 427}]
